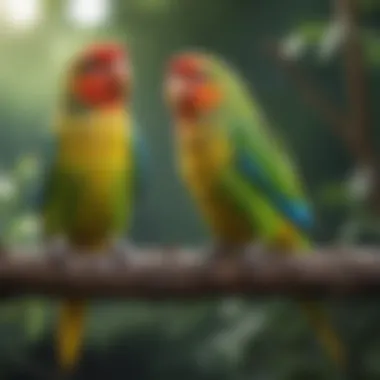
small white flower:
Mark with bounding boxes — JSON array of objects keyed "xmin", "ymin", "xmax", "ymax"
[
  {"xmin": 318, "ymin": 18, "xmax": 346, "ymax": 61},
  {"xmin": 346, "ymin": 165, "xmax": 374, "ymax": 201},
  {"xmin": 210, "ymin": 309, "xmax": 267, "ymax": 363},
  {"xmin": 281, "ymin": 33, "xmax": 307, "ymax": 60}
]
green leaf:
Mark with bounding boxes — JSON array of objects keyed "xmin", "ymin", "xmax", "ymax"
[
  {"xmin": 295, "ymin": 21, "xmax": 328, "ymax": 44},
  {"xmin": 5, "ymin": 213, "xmax": 42, "ymax": 249},
  {"xmin": 362, "ymin": 29, "xmax": 380, "ymax": 66},
  {"xmin": 13, "ymin": 154, "xmax": 41, "ymax": 186},
  {"xmin": 360, "ymin": 0, "xmax": 380, "ymax": 12},
  {"xmin": 24, "ymin": 299, "xmax": 47, "ymax": 342},
  {"xmin": 280, "ymin": 33, "xmax": 308, "ymax": 60}
]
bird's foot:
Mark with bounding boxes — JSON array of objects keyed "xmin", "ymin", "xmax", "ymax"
[
  {"xmin": 204, "ymin": 241, "xmax": 240, "ymax": 262},
  {"xmin": 204, "ymin": 241, "xmax": 267, "ymax": 263},
  {"xmin": 109, "ymin": 238, "xmax": 135, "ymax": 267},
  {"xmin": 45, "ymin": 237, "xmax": 70, "ymax": 269},
  {"xmin": 241, "ymin": 242, "xmax": 268, "ymax": 263}
]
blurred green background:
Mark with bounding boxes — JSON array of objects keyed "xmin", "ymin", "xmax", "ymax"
[{"xmin": 1, "ymin": 0, "xmax": 380, "ymax": 379}]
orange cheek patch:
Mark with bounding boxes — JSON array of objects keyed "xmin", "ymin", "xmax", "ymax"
[
  {"xmin": 174, "ymin": 83, "xmax": 222, "ymax": 121},
  {"xmin": 193, "ymin": 84, "xmax": 222, "ymax": 111}
]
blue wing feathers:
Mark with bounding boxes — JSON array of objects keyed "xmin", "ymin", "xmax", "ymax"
[{"xmin": 235, "ymin": 150, "xmax": 314, "ymax": 232}]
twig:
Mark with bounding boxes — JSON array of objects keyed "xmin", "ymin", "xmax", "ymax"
[
  {"xmin": 335, "ymin": 0, "xmax": 380, "ymax": 214},
  {"xmin": 265, "ymin": 0, "xmax": 378, "ymax": 210},
  {"xmin": 336, "ymin": 0, "xmax": 374, "ymax": 164},
  {"xmin": 263, "ymin": 40, "xmax": 349, "ymax": 144}
]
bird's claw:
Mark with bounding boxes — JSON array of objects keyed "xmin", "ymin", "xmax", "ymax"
[
  {"xmin": 241, "ymin": 242, "xmax": 268, "ymax": 263},
  {"xmin": 204, "ymin": 241, "xmax": 266, "ymax": 263},
  {"xmin": 204, "ymin": 242, "xmax": 238, "ymax": 262},
  {"xmin": 45, "ymin": 238, "xmax": 69, "ymax": 269},
  {"xmin": 109, "ymin": 239, "xmax": 135, "ymax": 266}
]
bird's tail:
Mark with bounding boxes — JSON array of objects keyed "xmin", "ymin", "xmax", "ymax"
[
  {"xmin": 276, "ymin": 227, "xmax": 347, "ymax": 370},
  {"xmin": 56, "ymin": 299, "xmax": 86, "ymax": 373},
  {"xmin": 299, "ymin": 301, "xmax": 346, "ymax": 369}
]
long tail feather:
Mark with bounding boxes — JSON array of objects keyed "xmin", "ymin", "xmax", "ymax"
[
  {"xmin": 300, "ymin": 301, "xmax": 346, "ymax": 369},
  {"xmin": 277, "ymin": 227, "xmax": 347, "ymax": 369},
  {"xmin": 56, "ymin": 299, "xmax": 86, "ymax": 373}
]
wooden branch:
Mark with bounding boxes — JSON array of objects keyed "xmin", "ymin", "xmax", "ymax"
[
  {"xmin": 2, "ymin": 247, "xmax": 380, "ymax": 299},
  {"xmin": 336, "ymin": 0, "xmax": 374, "ymax": 164},
  {"xmin": 335, "ymin": 0, "xmax": 380, "ymax": 213}
]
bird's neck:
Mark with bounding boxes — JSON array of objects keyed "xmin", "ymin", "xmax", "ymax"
[{"xmin": 63, "ymin": 92, "xmax": 126, "ymax": 115}]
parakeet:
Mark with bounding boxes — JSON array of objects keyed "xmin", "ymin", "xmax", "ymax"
[
  {"xmin": 163, "ymin": 51, "xmax": 346, "ymax": 368},
  {"xmin": 41, "ymin": 42, "xmax": 148, "ymax": 372}
]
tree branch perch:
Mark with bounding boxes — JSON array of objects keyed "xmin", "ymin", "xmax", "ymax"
[{"xmin": 2, "ymin": 247, "xmax": 380, "ymax": 299}]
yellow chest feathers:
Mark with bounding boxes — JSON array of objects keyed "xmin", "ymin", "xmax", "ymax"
[
  {"xmin": 177, "ymin": 122, "xmax": 231, "ymax": 194},
  {"xmin": 176, "ymin": 122, "xmax": 252, "ymax": 244},
  {"xmin": 57, "ymin": 108, "xmax": 130, "ymax": 173}
]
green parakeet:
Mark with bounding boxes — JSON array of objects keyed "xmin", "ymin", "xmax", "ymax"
[
  {"xmin": 41, "ymin": 42, "xmax": 148, "ymax": 372},
  {"xmin": 163, "ymin": 51, "xmax": 346, "ymax": 369}
]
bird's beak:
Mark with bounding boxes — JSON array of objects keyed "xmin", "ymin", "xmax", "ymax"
[
  {"xmin": 108, "ymin": 58, "xmax": 130, "ymax": 100},
  {"xmin": 165, "ymin": 75, "xmax": 188, "ymax": 104},
  {"xmin": 111, "ymin": 60, "xmax": 131, "ymax": 90},
  {"xmin": 113, "ymin": 59, "xmax": 129, "ymax": 84}
]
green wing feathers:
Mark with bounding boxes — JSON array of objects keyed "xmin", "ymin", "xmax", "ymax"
[
  {"xmin": 209, "ymin": 56, "xmax": 314, "ymax": 237},
  {"xmin": 39, "ymin": 120, "xmax": 149, "ymax": 373},
  {"xmin": 210, "ymin": 56, "xmax": 346, "ymax": 369}
]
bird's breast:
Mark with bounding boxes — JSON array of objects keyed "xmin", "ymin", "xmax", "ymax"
[
  {"xmin": 58, "ymin": 110, "xmax": 130, "ymax": 181},
  {"xmin": 178, "ymin": 125, "xmax": 252, "ymax": 244}
]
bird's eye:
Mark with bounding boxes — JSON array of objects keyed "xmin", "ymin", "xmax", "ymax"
[
  {"xmin": 80, "ymin": 58, "xmax": 104, "ymax": 74},
  {"xmin": 187, "ymin": 71, "xmax": 205, "ymax": 83}
]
